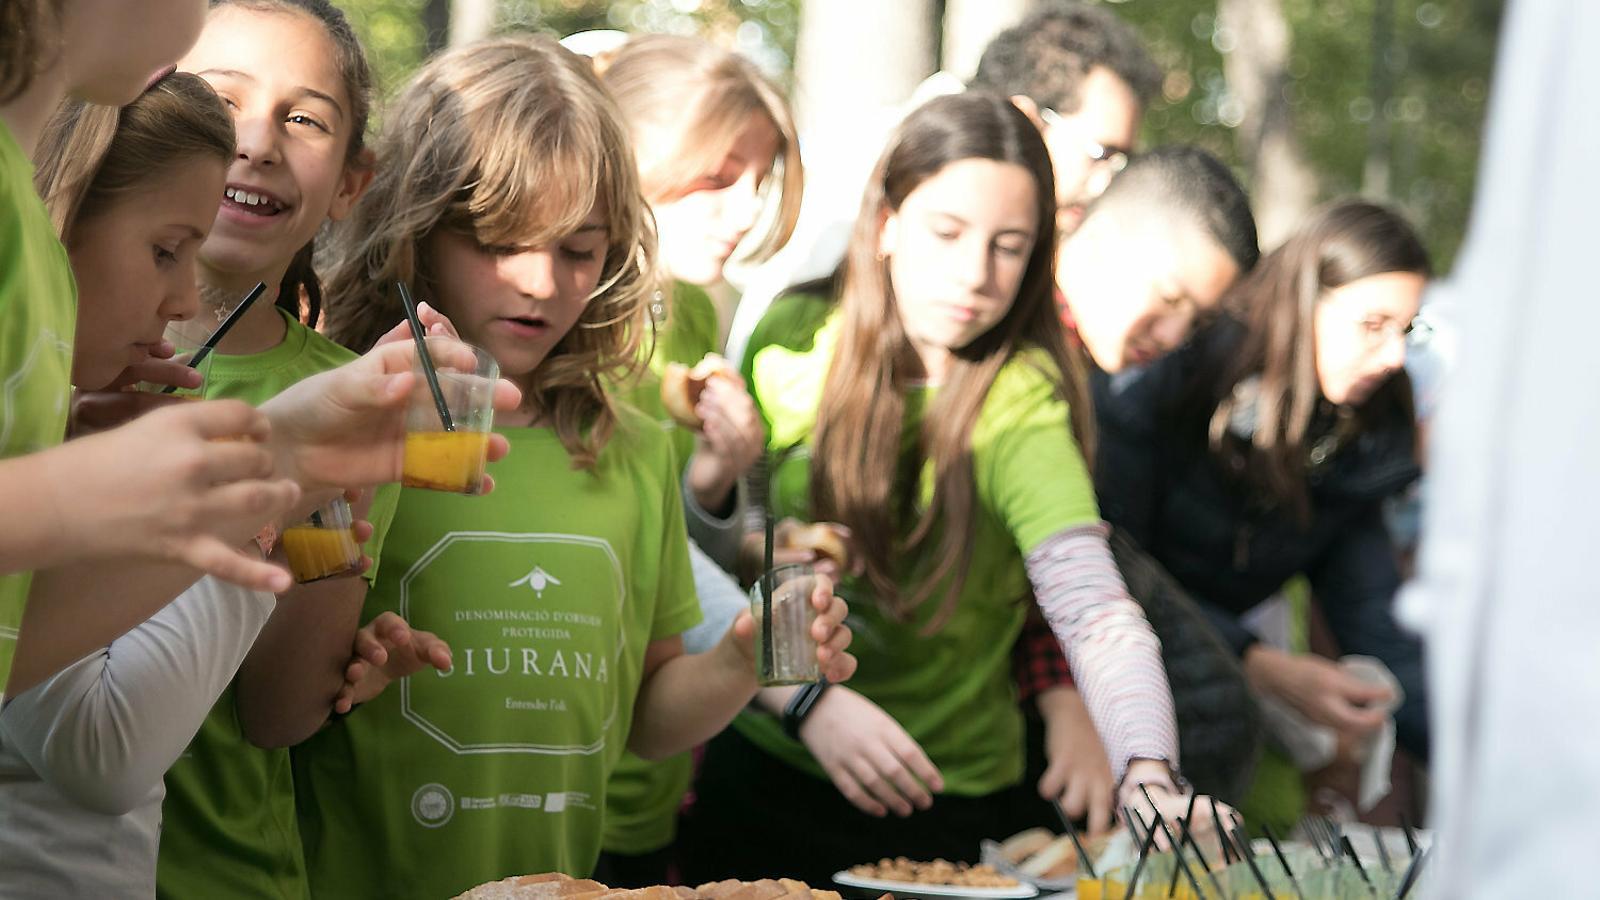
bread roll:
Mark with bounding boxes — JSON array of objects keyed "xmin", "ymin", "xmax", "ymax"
[{"xmin": 660, "ymin": 353, "xmax": 737, "ymax": 430}]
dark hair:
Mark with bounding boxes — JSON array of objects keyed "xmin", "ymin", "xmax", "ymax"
[
  {"xmin": 1086, "ymin": 145, "xmax": 1259, "ymax": 273},
  {"xmin": 34, "ymin": 72, "xmax": 235, "ymax": 239},
  {"xmin": 209, "ymin": 0, "xmax": 372, "ymax": 329},
  {"xmin": 811, "ymin": 91, "xmax": 1090, "ymax": 633},
  {"xmin": 1205, "ymin": 199, "xmax": 1430, "ymax": 519},
  {"xmin": 971, "ymin": 0, "xmax": 1160, "ymax": 113},
  {"xmin": 0, "ymin": 0, "xmax": 57, "ymax": 103}
]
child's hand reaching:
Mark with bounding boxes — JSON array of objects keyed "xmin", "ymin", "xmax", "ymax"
[
  {"xmin": 333, "ymin": 611, "xmax": 454, "ymax": 714},
  {"xmin": 68, "ymin": 340, "xmax": 202, "ymax": 437},
  {"xmin": 686, "ymin": 375, "xmax": 765, "ymax": 511},
  {"xmin": 260, "ymin": 333, "xmax": 522, "ymax": 494},
  {"xmin": 44, "ymin": 399, "xmax": 302, "ymax": 591}
]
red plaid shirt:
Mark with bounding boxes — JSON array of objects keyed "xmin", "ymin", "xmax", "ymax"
[{"xmin": 1013, "ymin": 603, "xmax": 1075, "ymax": 703}]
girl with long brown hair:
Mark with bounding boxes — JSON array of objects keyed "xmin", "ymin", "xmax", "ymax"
[
  {"xmin": 1094, "ymin": 198, "xmax": 1433, "ymax": 765},
  {"xmin": 680, "ymin": 91, "xmax": 1201, "ymax": 883}
]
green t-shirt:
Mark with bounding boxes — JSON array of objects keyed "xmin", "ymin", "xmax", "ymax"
[
  {"xmin": 603, "ymin": 282, "xmax": 721, "ymax": 856},
  {"xmin": 293, "ymin": 405, "xmax": 701, "ymax": 899},
  {"xmin": 0, "ymin": 122, "xmax": 76, "ymax": 702},
  {"xmin": 734, "ymin": 293, "xmax": 1099, "ymax": 796},
  {"xmin": 157, "ymin": 310, "xmax": 401, "ymax": 900},
  {"xmin": 613, "ymin": 281, "xmax": 721, "ymax": 471}
]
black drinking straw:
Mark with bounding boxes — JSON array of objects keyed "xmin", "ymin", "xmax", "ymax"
[
  {"xmin": 759, "ymin": 453, "xmax": 776, "ymax": 680},
  {"xmin": 1211, "ymin": 799, "xmax": 1236, "ymax": 865},
  {"xmin": 1393, "ymin": 847, "xmax": 1429, "ymax": 899},
  {"xmin": 1143, "ymin": 811, "xmax": 1202, "ymax": 900},
  {"xmin": 1124, "ymin": 804, "xmax": 1148, "ymax": 847},
  {"xmin": 396, "ymin": 282, "xmax": 454, "ymax": 432},
  {"xmin": 1372, "ymin": 824, "xmax": 1393, "ymax": 874},
  {"xmin": 1231, "ymin": 826, "xmax": 1278, "ymax": 900},
  {"xmin": 1261, "ymin": 824, "xmax": 1305, "ymax": 900},
  {"xmin": 162, "ymin": 281, "xmax": 265, "ymax": 392},
  {"xmin": 1308, "ymin": 818, "xmax": 1336, "ymax": 862},
  {"xmin": 1177, "ymin": 817, "xmax": 1228, "ymax": 900},
  {"xmin": 1052, "ymin": 801, "xmax": 1097, "ymax": 878},
  {"xmin": 1340, "ymin": 835, "xmax": 1375, "ymax": 893},
  {"xmin": 1122, "ymin": 814, "xmax": 1161, "ymax": 897},
  {"xmin": 1399, "ymin": 815, "xmax": 1419, "ymax": 858}
]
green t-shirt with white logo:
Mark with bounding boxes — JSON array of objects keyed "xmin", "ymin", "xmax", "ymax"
[
  {"xmin": 157, "ymin": 311, "xmax": 400, "ymax": 900},
  {"xmin": 294, "ymin": 404, "xmax": 701, "ymax": 899},
  {"xmin": 603, "ymin": 281, "xmax": 721, "ymax": 856},
  {"xmin": 0, "ymin": 122, "xmax": 77, "ymax": 703},
  {"xmin": 734, "ymin": 293, "xmax": 1100, "ymax": 796}
]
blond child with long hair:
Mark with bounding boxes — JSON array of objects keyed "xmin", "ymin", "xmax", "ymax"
[
  {"xmin": 591, "ymin": 33, "xmax": 808, "ymax": 883},
  {"xmin": 298, "ymin": 36, "xmax": 854, "ymax": 896}
]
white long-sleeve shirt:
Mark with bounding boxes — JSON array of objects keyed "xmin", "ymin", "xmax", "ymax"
[{"xmin": 0, "ymin": 577, "xmax": 274, "ymax": 898}]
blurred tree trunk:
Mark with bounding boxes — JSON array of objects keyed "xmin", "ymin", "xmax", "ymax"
[
  {"xmin": 794, "ymin": 0, "xmax": 939, "ymax": 136},
  {"xmin": 448, "ymin": 0, "xmax": 495, "ymax": 47},
  {"xmin": 1217, "ymin": 0, "xmax": 1318, "ymax": 249},
  {"xmin": 1363, "ymin": 0, "xmax": 1397, "ymax": 199},
  {"xmin": 422, "ymin": 0, "xmax": 449, "ymax": 53},
  {"xmin": 942, "ymin": 0, "xmax": 1035, "ymax": 81}
]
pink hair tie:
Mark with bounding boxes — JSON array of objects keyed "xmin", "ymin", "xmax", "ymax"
[{"xmin": 143, "ymin": 64, "xmax": 178, "ymax": 93}]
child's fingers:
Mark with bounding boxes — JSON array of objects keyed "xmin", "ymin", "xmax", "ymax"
[
  {"xmin": 373, "ymin": 612, "xmax": 412, "ymax": 648},
  {"xmin": 197, "ymin": 481, "xmax": 301, "ymax": 538},
  {"xmin": 182, "ymin": 540, "xmax": 292, "ymax": 594},
  {"xmin": 426, "ymin": 639, "xmax": 453, "ymax": 672},
  {"xmin": 486, "ymin": 434, "xmax": 511, "ymax": 463},
  {"xmin": 415, "ymin": 303, "xmax": 459, "ymax": 337},
  {"xmin": 181, "ymin": 399, "xmax": 274, "ymax": 443},
  {"xmin": 730, "ymin": 610, "xmax": 756, "ymax": 642},
  {"xmin": 196, "ymin": 440, "xmax": 278, "ymax": 484},
  {"xmin": 352, "ymin": 629, "xmax": 390, "ymax": 668},
  {"xmin": 810, "ymin": 574, "xmax": 837, "ymax": 609}
]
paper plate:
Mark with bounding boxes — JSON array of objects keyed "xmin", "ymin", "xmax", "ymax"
[{"xmin": 832, "ymin": 870, "xmax": 1040, "ymax": 899}]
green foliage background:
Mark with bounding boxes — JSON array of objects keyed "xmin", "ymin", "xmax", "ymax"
[{"xmin": 337, "ymin": 0, "xmax": 1501, "ymax": 269}]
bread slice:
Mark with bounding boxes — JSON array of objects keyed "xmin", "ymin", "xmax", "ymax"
[
  {"xmin": 694, "ymin": 880, "xmax": 747, "ymax": 899},
  {"xmin": 454, "ymin": 877, "xmax": 606, "ymax": 900},
  {"xmin": 718, "ymin": 878, "xmax": 790, "ymax": 900},
  {"xmin": 999, "ymin": 828, "xmax": 1055, "ymax": 865},
  {"xmin": 596, "ymin": 887, "xmax": 681, "ymax": 900},
  {"xmin": 1017, "ymin": 835, "xmax": 1077, "ymax": 879}
]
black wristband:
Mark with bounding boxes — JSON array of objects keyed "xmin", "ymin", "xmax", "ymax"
[{"xmin": 782, "ymin": 678, "xmax": 830, "ymax": 741}]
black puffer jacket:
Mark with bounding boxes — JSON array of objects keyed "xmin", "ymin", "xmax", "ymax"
[{"xmin": 1092, "ymin": 323, "xmax": 1430, "ymax": 761}]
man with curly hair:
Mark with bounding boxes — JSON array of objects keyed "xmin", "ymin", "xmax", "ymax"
[{"xmin": 970, "ymin": 1, "xmax": 1162, "ymax": 237}]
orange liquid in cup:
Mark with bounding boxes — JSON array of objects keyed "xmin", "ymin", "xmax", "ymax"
[
  {"xmin": 282, "ymin": 524, "xmax": 362, "ymax": 583},
  {"xmin": 403, "ymin": 431, "xmax": 490, "ymax": 493}
]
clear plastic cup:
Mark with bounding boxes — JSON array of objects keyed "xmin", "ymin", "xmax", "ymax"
[
  {"xmin": 402, "ymin": 338, "xmax": 498, "ymax": 494},
  {"xmin": 749, "ymin": 562, "xmax": 820, "ymax": 686},
  {"xmin": 281, "ymin": 497, "xmax": 362, "ymax": 584}
]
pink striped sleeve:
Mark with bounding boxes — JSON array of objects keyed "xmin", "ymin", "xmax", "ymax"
[{"xmin": 1024, "ymin": 521, "xmax": 1180, "ymax": 783}]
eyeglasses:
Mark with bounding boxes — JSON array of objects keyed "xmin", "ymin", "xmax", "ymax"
[
  {"xmin": 1347, "ymin": 312, "xmax": 1435, "ymax": 351},
  {"xmin": 1039, "ymin": 108, "xmax": 1131, "ymax": 174}
]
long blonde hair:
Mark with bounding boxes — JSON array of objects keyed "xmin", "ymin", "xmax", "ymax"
[
  {"xmin": 34, "ymin": 71, "xmax": 235, "ymax": 239},
  {"xmin": 325, "ymin": 34, "xmax": 658, "ymax": 469},
  {"xmin": 596, "ymin": 33, "xmax": 802, "ymax": 263},
  {"xmin": 811, "ymin": 92, "xmax": 1092, "ymax": 632}
]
